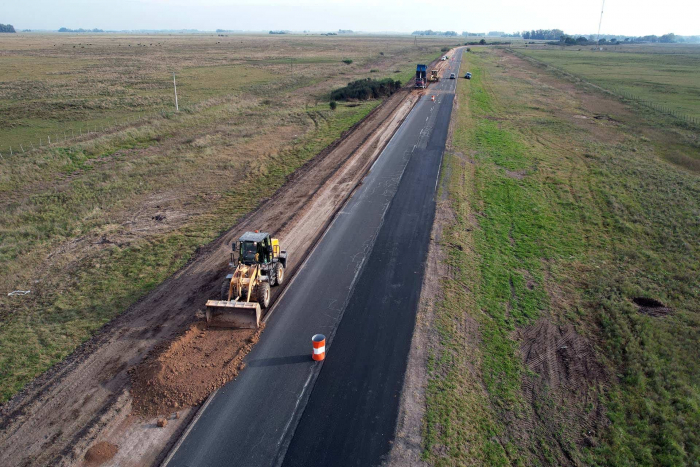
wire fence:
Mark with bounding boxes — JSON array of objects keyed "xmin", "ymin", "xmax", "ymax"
[
  {"xmin": 0, "ymin": 105, "xmax": 179, "ymax": 160},
  {"xmin": 505, "ymin": 48, "xmax": 700, "ymax": 128}
]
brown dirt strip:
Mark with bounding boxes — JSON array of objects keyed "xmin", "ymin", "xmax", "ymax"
[{"xmin": 0, "ymin": 85, "xmax": 420, "ymax": 466}]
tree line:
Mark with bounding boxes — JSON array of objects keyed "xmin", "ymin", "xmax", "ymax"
[
  {"xmin": 0, "ymin": 24, "xmax": 16, "ymax": 33},
  {"xmin": 58, "ymin": 27, "xmax": 104, "ymax": 33},
  {"xmin": 412, "ymin": 30, "xmax": 458, "ymax": 36},
  {"xmin": 330, "ymin": 78, "xmax": 402, "ymax": 101},
  {"xmin": 522, "ymin": 29, "xmax": 565, "ymax": 40}
]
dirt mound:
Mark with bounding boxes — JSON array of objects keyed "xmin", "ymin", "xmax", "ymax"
[
  {"xmin": 84, "ymin": 441, "xmax": 118, "ymax": 466},
  {"xmin": 519, "ymin": 319, "xmax": 608, "ymax": 463},
  {"xmin": 130, "ymin": 321, "xmax": 263, "ymax": 416}
]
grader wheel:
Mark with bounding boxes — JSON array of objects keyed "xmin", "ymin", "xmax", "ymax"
[{"xmin": 258, "ymin": 282, "xmax": 271, "ymax": 308}]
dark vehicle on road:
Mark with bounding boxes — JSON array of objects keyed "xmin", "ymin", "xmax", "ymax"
[{"xmin": 449, "ymin": 73, "xmax": 455, "ymax": 79}]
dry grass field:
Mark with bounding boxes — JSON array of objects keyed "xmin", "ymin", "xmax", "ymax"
[
  {"xmin": 0, "ymin": 33, "xmax": 456, "ymax": 402},
  {"xmin": 518, "ymin": 44, "xmax": 700, "ymax": 121}
]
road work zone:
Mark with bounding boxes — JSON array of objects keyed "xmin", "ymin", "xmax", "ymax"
[{"xmin": 165, "ymin": 49, "xmax": 464, "ymax": 467}]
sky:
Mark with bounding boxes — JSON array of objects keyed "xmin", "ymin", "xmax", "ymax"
[{"xmin": 4, "ymin": 0, "xmax": 699, "ymax": 36}]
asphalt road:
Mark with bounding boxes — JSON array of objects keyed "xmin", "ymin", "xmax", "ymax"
[{"xmin": 165, "ymin": 51, "xmax": 463, "ymax": 467}]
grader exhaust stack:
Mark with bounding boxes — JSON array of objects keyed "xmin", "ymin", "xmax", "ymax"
[{"xmin": 205, "ymin": 231, "xmax": 287, "ymax": 328}]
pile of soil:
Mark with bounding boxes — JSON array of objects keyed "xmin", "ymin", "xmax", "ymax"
[
  {"xmin": 84, "ymin": 441, "xmax": 118, "ymax": 466},
  {"xmin": 130, "ymin": 321, "xmax": 264, "ymax": 416}
]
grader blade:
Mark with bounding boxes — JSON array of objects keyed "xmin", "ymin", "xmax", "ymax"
[{"xmin": 205, "ymin": 300, "xmax": 261, "ymax": 329}]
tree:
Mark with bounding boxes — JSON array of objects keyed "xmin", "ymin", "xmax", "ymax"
[
  {"xmin": 527, "ymin": 29, "xmax": 565, "ymax": 40},
  {"xmin": 479, "ymin": 39, "xmax": 486, "ymax": 45},
  {"xmin": 659, "ymin": 33, "xmax": 676, "ymax": 43},
  {"xmin": 0, "ymin": 24, "xmax": 16, "ymax": 33},
  {"xmin": 522, "ymin": 31, "xmax": 531, "ymax": 40}
]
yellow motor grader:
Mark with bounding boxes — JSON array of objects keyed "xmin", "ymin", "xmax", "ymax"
[{"xmin": 205, "ymin": 231, "xmax": 287, "ymax": 328}]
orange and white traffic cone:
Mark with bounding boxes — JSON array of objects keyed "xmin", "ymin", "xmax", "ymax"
[
  {"xmin": 312, "ymin": 334, "xmax": 326, "ymax": 361},
  {"xmin": 431, "ymin": 95, "xmax": 435, "ymax": 102}
]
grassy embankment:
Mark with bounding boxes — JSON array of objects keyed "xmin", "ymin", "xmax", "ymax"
[
  {"xmin": 0, "ymin": 34, "xmax": 454, "ymax": 402},
  {"xmin": 519, "ymin": 47, "xmax": 700, "ymax": 120},
  {"xmin": 424, "ymin": 48, "xmax": 699, "ymax": 465}
]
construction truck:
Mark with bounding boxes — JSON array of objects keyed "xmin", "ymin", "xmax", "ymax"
[
  {"xmin": 429, "ymin": 69, "xmax": 440, "ymax": 83},
  {"xmin": 415, "ymin": 64, "xmax": 427, "ymax": 89},
  {"xmin": 205, "ymin": 231, "xmax": 288, "ymax": 328}
]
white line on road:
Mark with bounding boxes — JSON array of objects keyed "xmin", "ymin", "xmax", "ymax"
[
  {"xmin": 161, "ymin": 386, "xmax": 220, "ymax": 467},
  {"xmin": 275, "ymin": 369, "xmax": 315, "ymax": 456}
]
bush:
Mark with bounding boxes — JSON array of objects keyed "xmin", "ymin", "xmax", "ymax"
[
  {"xmin": 441, "ymin": 47, "xmax": 450, "ymax": 52},
  {"xmin": 329, "ymin": 101, "xmax": 337, "ymax": 110},
  {"xmin": 330, "ymin": 78, "xmax": 403, "ymax": 101},
  {"xmin": 342, "ymin": 59, "xmax": 353, "ymax": 65},
  {"xmin": 479, "ymin": 39, "xmax": 486, "ymax": 45}
]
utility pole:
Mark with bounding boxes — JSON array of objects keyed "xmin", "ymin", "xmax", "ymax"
[
  {"xmin": 596, "ymin": 0, "xmax": 606, "ymax": 48},
  {"xmin": 173, "ymin": 73, "xmax": 179, "ymax": 111}
]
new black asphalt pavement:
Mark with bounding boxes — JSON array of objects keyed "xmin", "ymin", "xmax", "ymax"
[{"xmin": 165, "ymin": 50, "xmax": 463, "ymax": 467}]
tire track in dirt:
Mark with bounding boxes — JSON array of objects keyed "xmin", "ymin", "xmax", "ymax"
[{"xmin": 0, "ymin": 86, "xmax": 420, "ymax": 467}]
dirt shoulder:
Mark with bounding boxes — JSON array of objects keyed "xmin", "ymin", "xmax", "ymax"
[{"xmin": 0, "ymin": 86, "xmax": 419, "ymax": 467}]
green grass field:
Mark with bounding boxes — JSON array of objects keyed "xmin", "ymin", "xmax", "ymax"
[
  {"xmin": 424, "ymin": 47, "xmax": 699, "ymax": 466},
  {"xmin": 518, "ymin": 47, "xmax": 700, "ymax": 120}
]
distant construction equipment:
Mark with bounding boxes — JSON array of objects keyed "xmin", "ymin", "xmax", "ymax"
[
  {"xmin": 415, "ymin": 64, "xmax": 427, "ymax": 89},
  {"xmin": 205, "ymin": 231, "xmax": 288, "ymax": 328}
]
